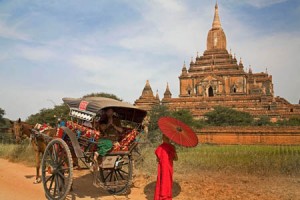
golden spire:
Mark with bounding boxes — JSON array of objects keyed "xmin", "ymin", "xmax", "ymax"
[{"xmin": 212, "ymin": 2, "xmax": 221, "ymax": 29}]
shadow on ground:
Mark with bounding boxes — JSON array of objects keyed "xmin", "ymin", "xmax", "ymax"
[
  {"xmin": 67, "ymin": 171, "xmax": 113, "ymax": 199},
  {"xmin": 144, "ymin": 181, "xmax": 181, "ymax": 200},
  {"xmin": 66, "ymin": 170, "xmax": 133, "ymax": 200}
]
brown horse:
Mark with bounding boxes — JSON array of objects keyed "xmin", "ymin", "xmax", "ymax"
[{"xmin": 12, "ymin": 118, "xmax": 56, "ymax": 183}]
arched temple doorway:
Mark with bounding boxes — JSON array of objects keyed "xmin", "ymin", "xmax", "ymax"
[{"xmin": 208, "ymin": 86, "xmax": 214, "ymax": 97}]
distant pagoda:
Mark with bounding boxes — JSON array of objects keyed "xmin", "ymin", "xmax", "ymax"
[{"xmin": 135, "ymin": 3, "xmax": 300, "ymax": 121}]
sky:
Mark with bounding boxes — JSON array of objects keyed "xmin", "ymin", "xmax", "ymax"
[{"xmin": 0, "ymin": 0, "xmax": 299, "ymax": 120}]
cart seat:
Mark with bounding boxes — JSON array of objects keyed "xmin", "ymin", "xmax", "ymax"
[{"xmin": 112, "ymin": 129, "xmax": 139, "ymax": 152}]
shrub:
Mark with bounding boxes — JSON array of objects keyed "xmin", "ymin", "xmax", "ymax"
[{"xmin": 205, "ymin": 106, "xmax": 253, "ymax": 126}]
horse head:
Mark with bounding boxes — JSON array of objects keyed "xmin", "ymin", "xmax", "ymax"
[
  {"xmin": 11, "ymin": 118, "xmax": 33, "ymax": 143},
  {"xmin": 12, "ymin": 118, "xmax": 23, "ymax": 143}
]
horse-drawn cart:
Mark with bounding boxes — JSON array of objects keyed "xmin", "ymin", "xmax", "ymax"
[{"xmin": 39, "ymin": 97, "xmax": 147, "ymax": 200}]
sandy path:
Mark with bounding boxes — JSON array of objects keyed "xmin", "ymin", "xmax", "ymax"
[
  {"xmin": 1, "ymin": 158, "xmax": 300, "ymax": 200},
  {"xmin": 0, "ymin": 158, "xmax": 44, "ymax": 199}
]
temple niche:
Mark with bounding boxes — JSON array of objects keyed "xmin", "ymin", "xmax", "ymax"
[{"xmin": 135, "ymin": 3, "xmax": 300, "ymax": 120}]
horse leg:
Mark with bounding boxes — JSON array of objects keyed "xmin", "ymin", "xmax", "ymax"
[{"xmin": 34, "ymin": 151, "xmax": 41, "ymax": 184}]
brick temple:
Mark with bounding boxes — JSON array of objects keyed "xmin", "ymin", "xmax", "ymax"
[{"xmin": 135, "ymin": 3, "xmax": 300, "ymax": 121}]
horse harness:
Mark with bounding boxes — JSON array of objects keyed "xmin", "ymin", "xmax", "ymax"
[{"xmin": 30, "ymin": 130, "xmax": 46, "ymax": 152}]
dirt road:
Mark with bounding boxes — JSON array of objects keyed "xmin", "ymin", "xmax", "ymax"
[
  {"xmin": 1, "ymin": 158, "xmax": 300, "ymax": 200},
  {"xmin": 0, "ymin": 158, "xmax": 44, "ymax": 199}
]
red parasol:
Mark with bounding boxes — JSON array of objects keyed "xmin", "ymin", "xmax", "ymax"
[{"xmin": 158, "ymin": 116, "xmax": 198, "ymax": 147}]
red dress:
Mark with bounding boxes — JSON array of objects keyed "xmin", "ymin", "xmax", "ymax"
[{"xmin": 154, "ymin": 142, "xmax": 176, "ymax": 200}]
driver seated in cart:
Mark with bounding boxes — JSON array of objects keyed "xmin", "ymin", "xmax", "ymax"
[
  {"xmin": 99, "ymin": 108, "xmax": 123, "ymax": 141},
  {"xmin": 93, "ymin": 108, "xmax": 123, "ymax": 164}
]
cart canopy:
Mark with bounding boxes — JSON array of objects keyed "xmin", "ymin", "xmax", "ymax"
[{"xmin": 62, "ymin": 97, "xmax": 147, "ymax": 123}]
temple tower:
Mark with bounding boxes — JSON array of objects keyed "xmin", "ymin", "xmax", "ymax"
[
  {"xmin": 134, "ymin": 80, "xmax": 160, "ymax": 111},
  {"xmin": 135, "ymin": 4, "xmax": 299, "ymax": 120},
  {"xmin": 207, "ymin": 3, "xmax": 226, "ymax": 51}
]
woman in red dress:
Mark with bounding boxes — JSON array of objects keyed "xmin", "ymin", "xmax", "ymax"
[{"xmin": 154, "ymin": 135, "xmax": 178, "ymax": 200}]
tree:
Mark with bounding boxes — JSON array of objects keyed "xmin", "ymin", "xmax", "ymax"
[
  {"xmin": 204, "ymin": 106, "xmax": 253, "ymax": 126},
  {"xmin": 170, "ymin": 109, "xmax": 204, "ymax": 129},
  {"xmin": 146, "ymin": 105, "xmax": 204, "ymax": 143},
  {"xmin": 0, "ymin": 108, "xmax": 5, "ymax": 124},
  {"xmin": 170, "ymin": 109, "xmax": 194, "ymax": 126},
  {"xmin": 147, "ymin": 105, "xmax": 171, "ymax": 143},
  {"xmin": 148, "ymin": 105, "xmax": 171, "ymax": 131},
  {"xmin": 82, "ymin": 92, "xmax": 122, "ymax": 101},
  {"xmin": 26, "ymin": 104, "xmax": 69, "ymax": 126}
]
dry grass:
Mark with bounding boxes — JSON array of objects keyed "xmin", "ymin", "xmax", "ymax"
[
  {"xmin": 0, "ymin": 132, "xmax": 35, "ymax": 166},
  {"xmin": 2, "ymin": 131, "xmax": 300, "ymax": 177},
  {"xmin": 136, "ymin": 144, "xmax": 300, "ymax": 177}
]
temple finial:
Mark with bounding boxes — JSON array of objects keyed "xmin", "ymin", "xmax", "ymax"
[
  {"xmin": 155, "ymin": 90, "xmax": 160, "ymax": 100},
  {"xmin": 249, "ymin": 65, "xmax": 252, "ymax": 74},
  {"xmin": 164, "ymin": 82, "xmax": 172, "ymax": 98},
  {"xmin": 190, "ymin": 56, "xmax": 194, "ymax": 64},
  {"xmin": 212, "ymin": 1, "xmax": 221, "ymax": 29}
]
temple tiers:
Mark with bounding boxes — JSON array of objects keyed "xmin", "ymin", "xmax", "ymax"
[{"xmin": 135, "ymin": 4, "xmax": 300, "ymax": 120}]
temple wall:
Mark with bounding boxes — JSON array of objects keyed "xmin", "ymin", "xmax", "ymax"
[
  {"xmin": 162, "ymin": 95, "xmax": 300, "ymax": 119},
  {"xmin": 197, "ymin": 126, "xmax": 300, "ymax": 145},
  {"xmin": 180, "ymin": 78, "xmax": 193, "ymax": 96}
]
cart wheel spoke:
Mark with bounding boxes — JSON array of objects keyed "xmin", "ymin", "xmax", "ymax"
[
  {"xmin": 113, "ymin": 171, "xmax": 118, "ymax": 181},
  {"xmin": 52, "ymin": 145, "xmax": 58, "ymax": 162},
  {"xmin": 45, "ymin": 174, "xmax": 54, "ymax": 184},
  {"xmin": 57, "ymin": 171, "xmax": 66, "ymax": 180},
  {"xmin": 104, "ymin": 170, "xmax": 113, "ymax": 181},
  {"xmin": 49, "ymin": 175, "xmax": 55, "ymax": 190},
  {"xmin": 119, "ymin": 169, "xmax": 129, "ymax": 175},
  {"xmin": 116, "ymin": 170, "xmax": 125, "ymax": 180},
  {"xmin": 53, "ymin": 175, "xmax": 58, "ymax": 197},
  {"xmin": 109, "ymin": 170, "xmax": 114, "ymax": 182}
]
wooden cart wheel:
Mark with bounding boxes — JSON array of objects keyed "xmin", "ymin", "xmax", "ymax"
[
  {"xmin": 41, "ymin": 138, "xmax": 73, "ymax": 200},
  {"xmin": 99, "ymin": 154, "xmax": 133, "ymax": 195}
]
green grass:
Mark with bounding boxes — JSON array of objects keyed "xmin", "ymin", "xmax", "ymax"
[{"xmin": 136, "ymin": 144, "xmax": 300, "ymax": 176}]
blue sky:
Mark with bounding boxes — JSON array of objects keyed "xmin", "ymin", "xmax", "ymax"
[{"xmin": 0, "ymin": 0, "xmax": 299, "ymax": 120}]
